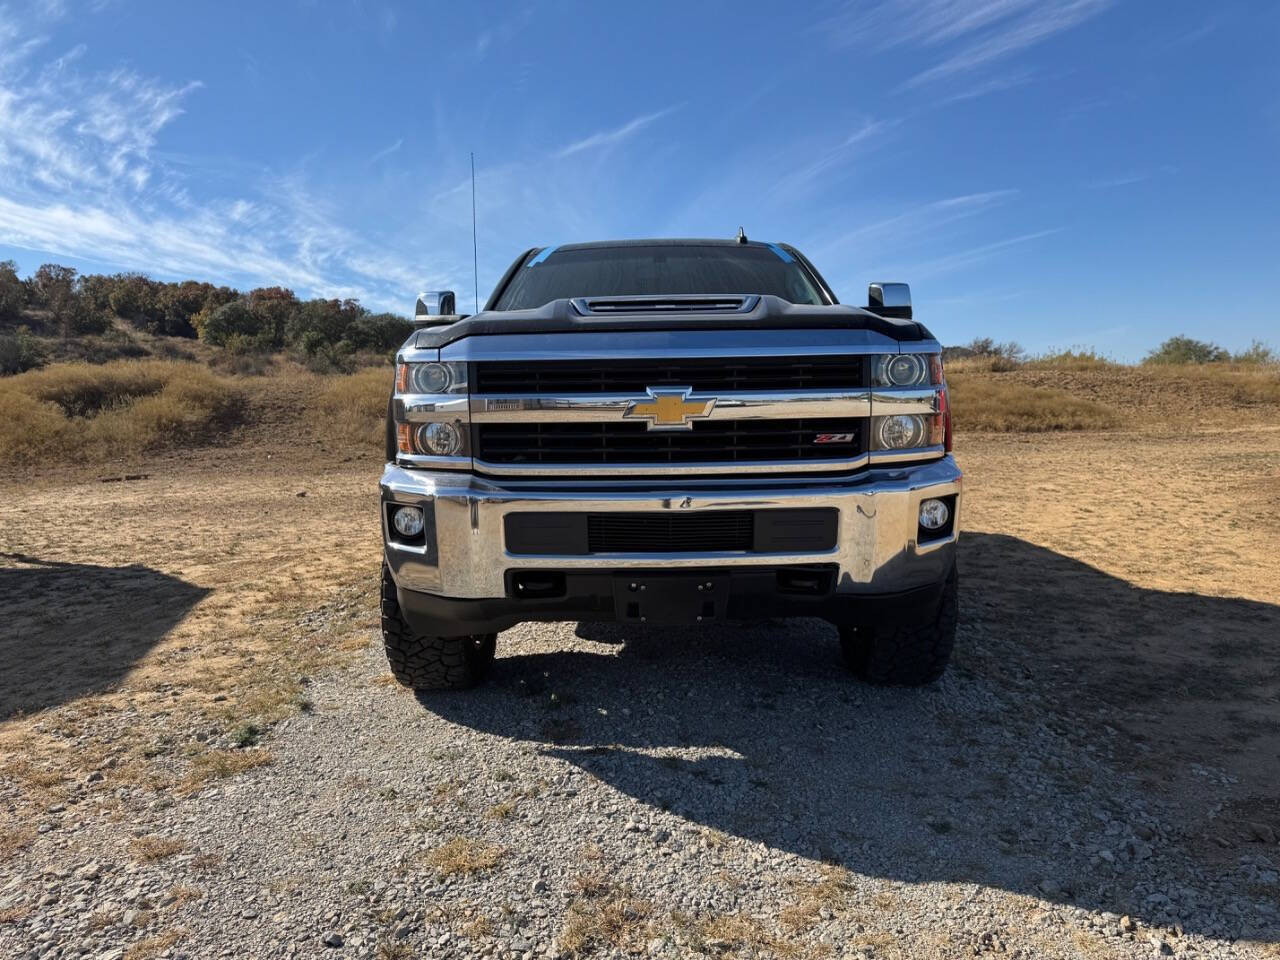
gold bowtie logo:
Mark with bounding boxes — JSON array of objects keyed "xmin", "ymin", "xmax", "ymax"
[{"xmin": 623, "ymin": 387, "xmax": 717, "ymax": 431}]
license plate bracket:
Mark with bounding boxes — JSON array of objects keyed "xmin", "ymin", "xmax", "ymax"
[{"xmin": 612, "ymin": 573, "xmax": 730, "ymax": 625}]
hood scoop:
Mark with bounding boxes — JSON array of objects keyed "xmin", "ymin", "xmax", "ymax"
[{"xmin": 571, "ymin": 294, "xmax": 759, "ymax": 315}]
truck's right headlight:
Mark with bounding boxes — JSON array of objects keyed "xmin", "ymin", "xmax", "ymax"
[
  {"xmin": 872, "ymin": 354, "xmax": 931, "ymax": 387},
  {"xmin": 875, "ymin": 414, "xmax": 928, "ymax": 449}
]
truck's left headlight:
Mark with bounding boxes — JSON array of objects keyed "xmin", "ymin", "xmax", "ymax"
[
  {"xmin": 396, "ymin": 361, "xmax": 468, "ymax": 395},
  {"xmin": 393, "ymin": 359, "xmax": 471, "ymax": 467}
]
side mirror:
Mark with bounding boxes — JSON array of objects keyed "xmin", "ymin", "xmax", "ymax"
[
  {"xmin": 413, "ymin": 290, "xmax": 462, "ymax": 327},
  {"xmin": 867, "ymin": 282, "xmax": 912, "ymax": 320}
]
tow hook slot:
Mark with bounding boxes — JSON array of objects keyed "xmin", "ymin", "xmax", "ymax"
[
  {"xmin": 612, "ymin": 574, "xmax": 729, "ymax": 625},
  {"xmin": 776, "ymin": 567, "xmax": 834, "ymax": 596},
  {"xmin": 511, "ymin": 571, "xmax": 566, "ymax": 599}
]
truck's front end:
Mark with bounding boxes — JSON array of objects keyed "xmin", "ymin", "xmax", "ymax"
[{"xmin": 380, "ymin": 240, "xmax": 961, "ymax": 689}]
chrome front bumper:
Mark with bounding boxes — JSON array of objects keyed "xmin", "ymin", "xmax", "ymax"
[{"xmin": 381, "ymin": 457, "xmax": 962, "ymax": 600}]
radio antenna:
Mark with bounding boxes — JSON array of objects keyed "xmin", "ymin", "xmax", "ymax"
[{"xmin": 470, "ymin": 152, "xmax": 480, "ymax": 314}]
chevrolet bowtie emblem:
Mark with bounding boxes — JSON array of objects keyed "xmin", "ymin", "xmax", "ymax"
[{"xmin": 622, "ymin": 387, "xmax": 717, "ymax": 431}]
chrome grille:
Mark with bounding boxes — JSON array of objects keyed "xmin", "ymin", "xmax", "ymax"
[{"xmin": 472, "ymin": 356, "xmax": 868, "ymax": 395}]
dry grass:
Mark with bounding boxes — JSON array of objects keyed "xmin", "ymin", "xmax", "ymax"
[
  {"xmin": 561, "ymin": 887, "xmax": 654, "ymax": 956},
  {"xmin": 948, "ymin": 373, "xmax": 1119, "ymax": 432},
  {"xmin": 166, "ymin": 884, "xmax": 203, "ymax": 907},
  {"xmin": 779, "ymin": 865, "xmax": 853, "ymax": 932},
  {"xmin": 123, "ymin": 929, "xmax": 186, "ymax": 960},
  {"xmin": 0, "ymin": 904, "xmax": 32, "ymax": 925},
  {"xmin": 694, "ymin": 912, "xmax": 801, "ymax": 958},
  {"xmin": 1141, "ymin": 363, "xmax": 1280, "ymax": 405},
  {"xmin": 424, "ymin": 837, "xmax": 504, "ymax": 876},
  {"xmin": 317, "ymin": 365, "xmax": 392, "ymax": 446},
  {"xmin": 485, "ymin": 798, "xmax": 518, "ymax": 820},
  {"xmin": 183, "ymin": 748, "xmax": 272, "ymax": 789},
  {"xmin": 0, "ymin": 360, "xmax": 244, "ymax": 464},
  {"xmin": 0, "ymin": 826, "xmax": 35, "ymax": 863},
  {"xmin": 130, "ymin": 835, "xmax": 186, "ymax": 862},
  {"xmin": 461, "ymin": 914, "xmax": 494, "ymax": 939}
]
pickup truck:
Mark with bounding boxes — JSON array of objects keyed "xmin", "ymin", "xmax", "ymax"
[{"xmin": 379, "ymin": 238, "xmax": 961, "ymax": 690}]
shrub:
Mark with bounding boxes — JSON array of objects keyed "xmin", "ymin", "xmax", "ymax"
[
  {"xmin": 211, "ymin": 334, "xmax": 273, "ymax": 375},
  {"xmin": 1144, "ymin": 335, "xmax": 1231, "ymax": 365},
  {"xmin": 302, "ymin": 341, "xmax": 357, "ymax": 374},
  {"xmin": 0, "ymin": 327, "xmax": 46, "ymax": 375},
  {"xmin": 1232, "ymin": 340, "xmax": 1276, "ymax": 365},
  {"xmin": 0, "ymin": 361, "xmax": 245, "ymax": 464},
  {"xmin": 1025, "ymin": 348, "xmax": 1117, "ymax": 370},
  {"xmin": 198, "ymin": 299, "xmax": 260, "ymax": 346}
]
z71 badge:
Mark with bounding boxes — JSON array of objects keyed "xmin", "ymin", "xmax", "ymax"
[{"xmin": 813, "ymin": 432, "xmax": 855, "ymax": 444}]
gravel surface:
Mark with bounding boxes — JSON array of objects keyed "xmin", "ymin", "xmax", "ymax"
[{"xmin": 3, "ymin": 608, "xmax": 1277, "ymax": 960}]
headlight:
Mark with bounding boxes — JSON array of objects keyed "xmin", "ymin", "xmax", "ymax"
[
  {"xmin": 416, "ymin": 421, "xmax": 463, "ymax": 456},
  {"xmin": 874, "ymin": 414, "xmax": 927, "ymax": 449},
  {"xmin": 396, "ymin": 361, "xmax": 468, "ymax": 395},
  {"xmin": 873, "ymin": 354, "xmax": 931, "ymax": 387}
]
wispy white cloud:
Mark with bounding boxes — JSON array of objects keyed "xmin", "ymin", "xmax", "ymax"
[
  {"xmin": 770, "ymin": 118, "xmax": 898, "ymax": 200},
  {"xmin": 369, "ymin": 138, "xmax": 403, "ymax": 164},
  {"xmin": 1088, "ymin": 173, "xmax": 1147, "ymax": 189},
  {"xmin": 554, "ymin": 106, "xmax": 678, "ymax": 159},
  {"xmin": 0, "ymin": 6, "xmax": 447, "ymax": 311},
  {"xmin": 904, "ymin": 228, "xmax": 1061, "ymax": 279},
  {"xmin": 824, "ymin": 0, "xmax": 1112, "ymax": 90}
]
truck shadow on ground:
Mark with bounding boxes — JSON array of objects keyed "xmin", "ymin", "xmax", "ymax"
[
  {"xmin": 0, "ymin": 553, "xmax": 209, "ymax": 719},
  {"xmin": 421, "ymin": 533, "xmax": 1280, "ymax": 942}
]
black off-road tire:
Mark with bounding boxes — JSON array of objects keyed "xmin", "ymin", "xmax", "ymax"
[
  {"xmin": 380, "ymin": 565, "xmax": 496, "ymax": 690},
  {"xmin": 839, "ymin": 564, "xmax": 958, "ymax": 686}
]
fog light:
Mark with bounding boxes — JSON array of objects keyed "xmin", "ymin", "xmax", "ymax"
[
  {"xmin": 919, "ymin": 498, "xmax": 949, "ymax": 530},
  {"xmin": 416, "ymin": 422, "xmax": 462, "ymax": 456},
  {"xmin": 392, "ymin": 506, "xmax": 425, "ymax": 537}
]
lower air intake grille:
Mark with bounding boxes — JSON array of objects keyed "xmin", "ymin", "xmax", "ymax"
[{"xmin": 589, "ymin": 512, "xmax": 753, "ymax": 553}]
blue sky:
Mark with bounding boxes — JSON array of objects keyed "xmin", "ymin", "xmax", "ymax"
[{"xmin": 0, "ymin": 1, "xmax": 1276, "ymax": 359}]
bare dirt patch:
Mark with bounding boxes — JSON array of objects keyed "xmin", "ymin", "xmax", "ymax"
[{"xmin": 1, "ymin": 368, "xmax": 1278, "ymax": 958}]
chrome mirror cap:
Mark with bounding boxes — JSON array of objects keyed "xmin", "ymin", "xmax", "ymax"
[
  {"xmin": 413, "ymin": 291, "xmax": 462, "ymax": 327},
  {"xmin": 416, "ymin": 290, "xmax": 457, "ymax": 316},
  {"xmin": 868, "ymin": 282, "xmax": 910, "ymax": 309},
  {"xmin": 867, "ymin": 282, "xmax": 912, "ymax": 320}
]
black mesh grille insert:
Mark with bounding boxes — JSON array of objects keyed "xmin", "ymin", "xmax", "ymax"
[
  {"xmin": 473, "ymin": 356, "xmax": 867, "ymax": 394},
  {"xmin": 588, "ymin": 512, "xmax": 753, "ymax": 553},
  {"xmin": 475, "ymin": 418, "xmax": 863, "ymax": 465}
]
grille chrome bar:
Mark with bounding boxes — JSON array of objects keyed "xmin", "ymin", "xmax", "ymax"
[{"xmin": 471, "ymin": 389, "xmax": 871, "ymax": 422}]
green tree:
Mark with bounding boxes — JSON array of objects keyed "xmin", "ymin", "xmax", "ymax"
[
  {"xmin": 1144, "ymin": 336, "xmax": 1231, "ymax": 365},
  {"xmin": 0, "ymin": 260, "xmax": 26, "ymax": 325},
  {"xmin": 345, "ymin": 312, "xmax": 413, "ymax": 351},
  {"xmin": 286, "ymin": 297, "xmax": 366, "ymax": 349},
  {"xmin": 107, "ymin": 273, "xmax": 165, "ymax": 330},
  {"xmin": 247, "ymin": 287, "xmax": 300, "ymax": 348},
  {"xmin": 198, "ymin": 299, "xmax": 260, "ymax": 345}
]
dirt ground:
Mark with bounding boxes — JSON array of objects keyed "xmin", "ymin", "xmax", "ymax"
[{"xmin": 2, "ymin": 374, "xmax": 1279, "ymax": 957}]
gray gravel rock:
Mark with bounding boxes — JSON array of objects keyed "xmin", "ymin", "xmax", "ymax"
[{"xmin": 3, "ymin": 616, "xmax": 1278, "ymax": 958}]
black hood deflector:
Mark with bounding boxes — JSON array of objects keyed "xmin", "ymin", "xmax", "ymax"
[{"xmin": 412, "ymin": 296, "xmax": 933, "ymax": 349}]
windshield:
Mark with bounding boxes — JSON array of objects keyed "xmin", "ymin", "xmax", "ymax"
[{"xmin": 493, "ymin": 243, "xmax": 826, "ymax": 310}]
